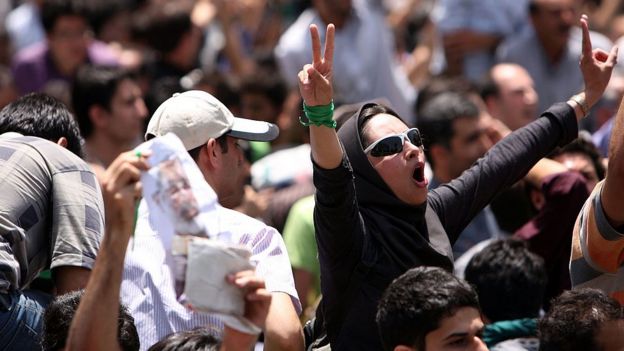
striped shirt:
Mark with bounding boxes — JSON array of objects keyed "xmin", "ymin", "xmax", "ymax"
[
  {"xmin": 570, "ymin": 180, "xmax": 624, "ymax": 303},
  {"xmin": 121, "ymin": 200, "xmax": 301, "ymax": 350},
  {"xmin": 0, "ymin": 133, "xmax": 104, "ymax": 293}
]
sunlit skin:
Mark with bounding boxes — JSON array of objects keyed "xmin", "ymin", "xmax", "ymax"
[
  {"xmin": 214, "ymin": 136, "xmax": 249, "ymax": 209},
  {"xmin": 104, "ymin": 79, "xmax": 148, "ymax": 144},
  {"xmin": 363, "ymin": 113, "xmax": 428, "ymax": 206},
  {"xmin": 490, "ymin": 64, "xmax": 539, "ymax": 131},
  {"xmin": 552, "ymin": 152, "xmax": 600, "ymax": 192},
  {"xmin": 423, "ymin": 307, "xmax": 488, "ymax": 351}
]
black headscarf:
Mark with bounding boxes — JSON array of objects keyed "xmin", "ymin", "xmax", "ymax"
[{"xmin": 337, "ymin": 103, "xmax": 454, "ymax": 272}]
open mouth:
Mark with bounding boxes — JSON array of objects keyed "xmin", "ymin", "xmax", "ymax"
[{"xmin": 412, "ymin": 163, "xmax": 427, "ymax": 187}]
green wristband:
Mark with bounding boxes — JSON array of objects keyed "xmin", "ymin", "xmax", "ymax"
[{"xmin": 300, "ymin": 101, "xmax": 337, "ymax": 129}]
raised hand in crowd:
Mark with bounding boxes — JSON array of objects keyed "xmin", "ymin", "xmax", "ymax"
[
  {"xmin": 65, "ymin": 150, "xmax": 274, "ymax": 351},
  {"xmin": 297, "ymin": 24, "xmax": 341, "ymax": 169},
  {"xmin": 576, "ymin": 14, "xmax": 618, "ymax": 117},
  {"xmin": 221, "ymin": 270, "xmax": 273, "ymax": 351},
  {"xmin": 66, "ymin": 150, "xmax": 150, "ymax": 351}
]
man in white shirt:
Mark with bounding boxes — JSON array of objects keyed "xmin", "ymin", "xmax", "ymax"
[{"xmin": 120, "ymin": 90, "xmax": 303, "ymax": 350}]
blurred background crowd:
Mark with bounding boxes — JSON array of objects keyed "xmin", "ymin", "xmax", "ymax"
[{"xmin": 1, "ymin": 0, "xmax": 624, "ymax": 349}]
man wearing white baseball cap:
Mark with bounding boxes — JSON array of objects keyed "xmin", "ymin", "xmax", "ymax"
[
  {"xmin": 121, "ymin": 90, "xmax": 303, "ymax": 350},
  {"xmin": 146, "ymin": 90, "xmax": 279, "ymax": 208}
]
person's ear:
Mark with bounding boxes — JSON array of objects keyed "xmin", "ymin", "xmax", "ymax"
[
  {"xmin": 393, "ymin": 345, "xmax": 417, "ymax": 351},
  {"xmin": 56, "ymin": 137, "xmax": 68, "ymax": 148},
  {"xmin": 203, "ymin": 138, "xmax": 221, "ymax": 168}
]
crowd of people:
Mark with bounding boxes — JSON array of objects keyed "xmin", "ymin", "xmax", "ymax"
[{"xmin": 1, "ymin": 0, "xmax": 624, "ymax": 350}]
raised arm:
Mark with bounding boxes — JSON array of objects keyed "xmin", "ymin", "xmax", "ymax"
[
  {"xmin": 601, "ymin": 97, "xmax": 624, "ymax": 227},
  {"xmin": 66, "ymin": 151, "xmax": 149, "ymax": 351},
  {"xmin": 429, "ymin": 15, "xmax": 618, "ymax": 239},
  {"xmin": 298, "ymin": 24, "xmax": 342, "ymax": 170},
  {"xmin": 575, "ymin": 15, "xmax": 619, "ymax": 119}
]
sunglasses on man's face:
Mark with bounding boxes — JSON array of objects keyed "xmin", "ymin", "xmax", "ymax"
[{"xmin": 364, "ymin": 128, "xmax": 423, "ymax": 157}]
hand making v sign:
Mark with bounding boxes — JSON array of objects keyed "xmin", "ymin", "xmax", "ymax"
[
  {"xmin": 298, "ymin": 24, "xmax": 335, "ymax": 107},
  {"xmin": 298, "ymin": 23, "xmax": 343, "ymax": 170}
]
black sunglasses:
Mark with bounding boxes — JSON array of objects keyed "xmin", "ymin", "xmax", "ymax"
[{"xmin": 364, "ymin": 128, "xmax": 423, "ymax": 157}]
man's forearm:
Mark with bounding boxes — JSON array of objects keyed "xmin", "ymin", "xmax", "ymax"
[
  {"xmin": 220, "ymin": 327, "xmax": 259, "ymax": 351},
  {"xmin": 263, "ymin": 293, "xmax": 304, "ymax": 351},
  {"xmin": 601, "ymin": 97, "xmax": 624, "ymax": 226},
  {"xmin": 65, "ymin": 230, "xmax": 128, "ymax": 351}
]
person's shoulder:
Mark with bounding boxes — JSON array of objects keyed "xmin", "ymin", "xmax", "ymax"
[
  {"xmin": 87, "ymin": 41, "xmax": 120, "ymax": 66},
  {"xmin": 219, "ymin": 206, "xmax": 278, "ymax": 233},
  {"xmin": 20, "ymin": 136, "xmax": 91, "ymax": 173},
  {"xmin": 276, "ymin": 9, "xmax": 318, "ymax": 51},
  {"xmin": 496, "ymin": 26, "xmax": 536, "ymax": 62}
]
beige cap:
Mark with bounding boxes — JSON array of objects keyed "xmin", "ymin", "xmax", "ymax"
[{"xmin": 146, "ymin": 90, "xmax": 279, "ymax": 150}]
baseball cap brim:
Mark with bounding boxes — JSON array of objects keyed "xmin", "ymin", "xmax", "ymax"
[{"xmin": 227, "ymin": 117, "xmax": 279, "ymax": 142}]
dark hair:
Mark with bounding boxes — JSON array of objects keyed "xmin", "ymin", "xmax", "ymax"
[
  {"xmin": 145, "ymin": 77, "xmax": 185, "ymax": 117},
  {"xmin": 148, "ymin": 328, "xmax": 220, "ymax": 351},
  {"xmin": 0, "ymin": 93, "xmax": 83, "ymax": 157},
  {"xmin": 376, "ymin": 266, "xmax": 480, "ymax": 351},
  {"xmin": 548, "ymin": 136, "xmax": 606, "ymax": 181},
  {"xmin": 84, "ymin": 0, "xmax": 129, "ymax": 39},
  {"xmin": 240, "ymin": 71, "xmax": 288, "ymax": 109},
  {"xmin": 72, "ymin": 65, "xmax": 136, "ymax": 138},
  {"xmin": 479, "ymin": 72, "xmax": 500, "ymax": 102},
  {"xmin": 415, "ymin": 76, "xmax": 479, "ymax": 116},
  {"xmin": 41, "ymin": 0, "xmax": 88, "ymax": 34},
  {"xmin": 465, "ymin": 239, "xmax": 547, "ymax": 322},
  {"xmin": 529, "ymin": 1, "xmax": 540, "ymax": 15},
  {"xmin": 538, "ymin": 288, "xmax": 623, "ymax": 351},
  {"xmin": 137, "ymin": 2, "xmax": 193, "ymax": 54},
  {"xmin": 416, "ymin": 92, "xmax": 479, "ymax": 169},
  {"xmin": 357, "ymin": 103, "xmax": 403, "ymax": 149},
  {"xmin": 42, "ymin": 290, "xmax": 140, "ymax": 351},
  {"xmin": 186, "ymin": 134, "xmax": 229, "ymax": 162}
]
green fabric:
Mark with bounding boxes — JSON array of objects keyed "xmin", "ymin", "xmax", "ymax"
[
  {"xmin": 300, "ymin": 101, "xmax": 336, "ymax": 128},
  {"xmin": 37, "ymin": 270, "xmax": 52, "ymax": 280},
  {"xmin": 282, "ymin": 195, "xmax": 320, "ymax": 301},
  {"xmin": 483, "ymin": 318, "xmax": 537, "ymax": 347},
  {"xmin": 249, "ymin": 141, "xmax": 271, "ymax": 163}
]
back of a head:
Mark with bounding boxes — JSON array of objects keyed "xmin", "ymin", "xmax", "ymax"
[
  {"xmin": 538, "ymin": 288, "xmax": 623, "ymax": 351},
  {"xmin": 465, "ymin": 239, "xmax": 547, "ymax": 322},
  {"xmin": 72, "ymin": 65, "xmax": 134, "ymax": 138},
  {"xmin": 42, "ymin": 290, "xmax": 140, "ymax": 351},
  {"xmin": 148, "ymin": 328, "xmax": 220, "ymax": 351},
  {"xmin": 376, "ymin": 266, "xmax": 480, "ymax": 351},
  {"xmin": 0, "ymin": 93, "xmax": 83, "ymax": 157}
]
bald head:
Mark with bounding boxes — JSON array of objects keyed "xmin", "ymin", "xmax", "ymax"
[{"xmin": 484, "ymin": 63, "xmax": 539, "ymax": 131}]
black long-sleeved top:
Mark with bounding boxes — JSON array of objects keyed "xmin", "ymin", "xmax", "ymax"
[{"xmin": 312, "ymin": 102, "xmax": 578, "ymax": 350}]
